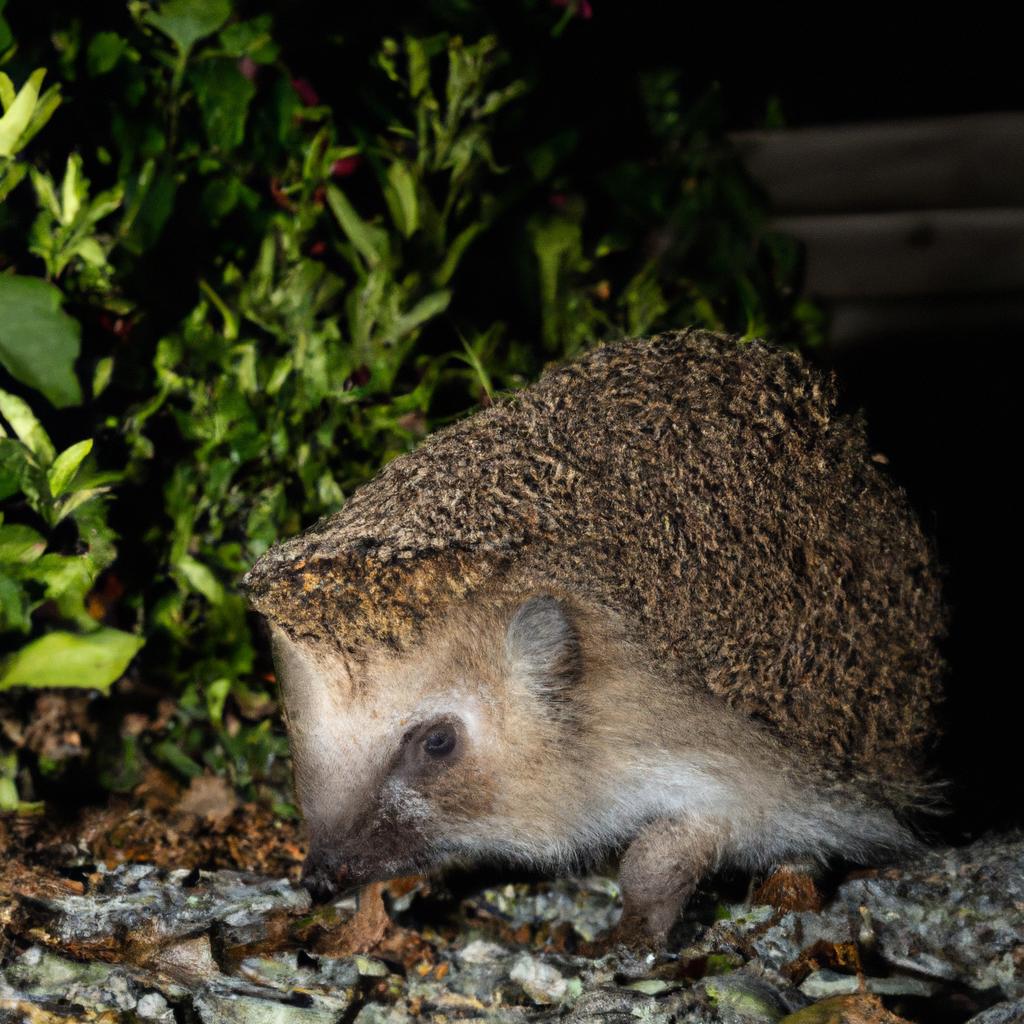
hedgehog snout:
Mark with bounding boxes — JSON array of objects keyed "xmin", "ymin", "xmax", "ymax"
[{"xmin": 301, "ymin": 848, "xmax": 358, "ymax": 905}]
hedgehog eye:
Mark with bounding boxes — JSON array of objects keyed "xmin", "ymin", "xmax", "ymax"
[{"xmin": 422, "ymin": 726, "xmax": 457, "ymax": 758}]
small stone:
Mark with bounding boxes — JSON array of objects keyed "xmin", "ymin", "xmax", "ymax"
[
  {"xmin": 194, "ymin": 992, "xmax": 341, "ymax": 1023},
  {"xmin": 458, "ymin": 939, "xmax": 509, "ymax": 964},
  {"xmin": 353, "ymin": 1006, "xmax": 410, "ymax": 1024},
  {"xmin": 353, "ymin": 955, "xmax": 389, "ymax": 977},
  {"xmin": 136, "ymin": 991, "xmax": 172, "ymax": 1019},
  {"xmin": 699, "ymin": 968, "xmax": 803, "ymax": 1022},
  {"xmin": 868, "ymin": 975, "xmax": 940, "ymax": 997},
  {"xmin": 625, "ymin": 978, "xmax": 681, "ymax": 994},
  {"xmin": 966, "ymin": 998, "xmax": 1024, "ymax": 1024},
  {"xmin": 510, "ymin": 953, "xmax": 570, "ymax": 1004},
  {"xmin": 799, "ymin": 969, "xmax": 937, "ymax": 999},
  {"xmin": 151, "ymin": 935, "xmax": 221, "ymax": 979},
  {"xmin": 563, "ymin": 990, "xmax": 662, "ymax": 1023}
]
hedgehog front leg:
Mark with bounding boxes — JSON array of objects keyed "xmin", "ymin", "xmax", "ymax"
[{"xmin": 615, "ymin": 817, "xmax": 724, "ymax": 949}]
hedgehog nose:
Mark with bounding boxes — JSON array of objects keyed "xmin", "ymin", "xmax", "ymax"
[
  {"xmin": 301, "ymin": 862, "xmax": 339, "ymax": 905},
  {"xmin": 301, "ymin": 850, "xmax": 356, "ymax": 905}
]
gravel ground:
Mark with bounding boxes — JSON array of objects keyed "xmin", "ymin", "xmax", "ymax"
[{"xmin": 1, "ymin": 832, "xmax": 1021, "ymax": 1023}]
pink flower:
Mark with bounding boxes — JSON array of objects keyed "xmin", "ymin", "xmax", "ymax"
[
  {"xmin": 346, "ymin": 365, "xmax": 371, "ymax": 389},
  {"xmin": 238, "ymin": 56, "xmax": 258, "ymax": 81},
  {"xmin": 331, "ymin": 156, "xmax": 362, "ymax": 177},
  {"xmin": 551, "ymin": 0, "xmax": 593, "ymax": 19},
  {"xmin": 291, "ymin": 78, "xmax": 320, "ymax": 106}
]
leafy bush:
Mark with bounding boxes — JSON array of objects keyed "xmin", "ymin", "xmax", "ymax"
[{"xmin": 0, "ymin": 0, "xmax": 817, "ymax": 811}]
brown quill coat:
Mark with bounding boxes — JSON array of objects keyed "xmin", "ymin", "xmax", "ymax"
[{"xmin": 244, "ymin": 329, "xmax": 944, "ymax": 792}]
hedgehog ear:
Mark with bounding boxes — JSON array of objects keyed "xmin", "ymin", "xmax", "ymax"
[{"xmin": 505, "ymin": 594, "xmax": 582, "ymax": 694}]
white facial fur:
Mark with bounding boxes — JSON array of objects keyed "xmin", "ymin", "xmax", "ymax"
[{"xmin": 270, "ymin": 624, "xmax": 494, "ymax": 838}]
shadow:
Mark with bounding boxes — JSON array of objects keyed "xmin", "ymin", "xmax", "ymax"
[{"xmin": 824, "ymin": 329, "xmax": 1020, "ymax": 838}]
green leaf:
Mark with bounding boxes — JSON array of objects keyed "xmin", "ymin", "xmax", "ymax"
[
  {"xmin": 326, "ymin": 185, "xmax": 390, "ymax": 267},
  {"xmin": 0, "ymin": 277, "xmax": 82, "ymax": 408},
  {"xmin": 0, "ymin": 443, "xmax": 22, "ymax": 501},
  {"xmin": 0, "ymin": 627, "xmax": 144, "ymax": 692},
  {"xmin": 52, "ymin": 486, "xmax": 108, "ymax": 523},
  {"xmin": 0, "ymin": 389, "xmax": 56, "ymax": 465},
  {"xmin": 177, "ymin": 553, "xmax": 225, "ymax": 605},
  {"xmin": 85, "ymin": 183, "xmax": 123, "ymax": 228},
  {"xmin": 26, "ymin": 553, "xmax": 95, "ymax": 609},
  {"xmin": 18, "ymin": 84, "xmax": 62, "ymax": 152},
  {"xmin": 0, "ymin": 68, "xmax": 45, "ymax": 158},
  {"xmin": 219, "ymin": 16, "xmax": 278, "ymax": 63},
  {"xmin": 0, "ymin": 437, "xmax": 46, "ymax": 507},
  {"xmin": 206, "ymin": 676, "xmax": 230, "ymax": 724},
  {"xmin": 145, "ymin": 0, "xmax": 231, "ymax": 55},
  {"xmin": 74, "ymin": 237, "xmax": 107, "ymax": 267},
  {"xmin": 388, "ymin": 289, "xmax": 452, "ymax": 343},
  {"xmin": 384, "ymin": 161, "xmax": 419, "ymax": 238},
  {"xmin": 454, "ymin": 333, "xmax": 495, "ymax": 403},
  {"xmin": 190, "ymin": 58, "xmax": 255, "ymax": 152},
  {"xmin": 48, "ymin": 439, "xmax": 93, "ymax": 497},
  {"xmin": 0, "ymin": 524, "xmax": 46, "ymax": 564},
  {"xmin": 0, "ymin": 569, "xmax": 31, "ymax": 633},
  {"xmin": 0, "ymin": 72, "xmax": 15, "ymax": 113},
  {"xmin": 198, "ymin": 278, "xmax": 239, "ymax": 340},
  {"xmin": 0, "ymin": 162, "xmax": 27, "ymax": 203},
  {"xmin": 405, "ymin": 35, "xmax": 431, "ymax": 98},
  {"xmin": 125, "ymin": 167, "xmax": 177, "ymax": 253},
  {"xmin": 152, "ymin": 739, "xmax": 203, "ymax": 778},
  {"xmin": 435, "ymin": 221, "xmax": 483, "ymax": 286},
  {"xmin": 0, "ymin": 776, "xmax": 18, "ymax": 811},
  {"xmin": 29, "ymin": 167, "xmax": 61, "ymax": 219},
  {"xmin": 60, "ymin": 153, "xmax": 84, "ymax": 224},
  {"xmin": 86, "ymin": 32, "xmax": 129, "ymax": 76},
  {"xmin": 92, "ymin": 357, "xmax": 114, "ymax": 398},
  {"xmin": 201, "ymin": 175, "xmax": 239, "ymax": 221}
]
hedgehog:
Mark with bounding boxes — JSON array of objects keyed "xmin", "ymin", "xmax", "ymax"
[{"xmin": 242, "ymin": 327, "xmax": 945, "ymax": 948}]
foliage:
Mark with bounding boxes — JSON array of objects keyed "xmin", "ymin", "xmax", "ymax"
[
  {"xmin": 0, "ymin": 0, "xmax": 817, "ymax": 810},
  {"xmin": 0, "ymin": 388, "xmax": 128, "ymax": 672}
]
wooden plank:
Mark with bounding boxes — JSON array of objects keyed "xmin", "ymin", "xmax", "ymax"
[
  {"xmin": 732, "ymin": 113, "xmax": 1024, "ymax": 213},
  {"xmin": 774, "ymin": 208, "xmax": 1024, "ymax": 298},
  {"xmin": 824, "ymin": 294, "xmax": 1024, "ymax": 347}
]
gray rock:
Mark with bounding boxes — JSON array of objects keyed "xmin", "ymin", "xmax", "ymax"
[
  {"xmin": 136, "ymin": 991, "xmax": 175, "ymax": 1021},
  {"xmin": 509, "ymin": 953, "xmax": 577, "ymax": 1004},
  {"xmin": 562, "ymin": 988, "xmax": 666, "ymax": 1024},
  {"xmin": 799, "ymin": 968, "xmax": 939, "ymax": 999},
  {"xmin": 966, "ymin": 998, "xmax": 1024, "ymax": 1023},
  {"xmin": 193, "ymin": 990, "xmax": 342, "ymax": 1024},
  {"xmin": 0, "ymin": 945, "xmax": 145, "ymax": 1013},
  {"xmin": 695, "ymin": 964, "xmax": 807, "ymax": 1022},
  {"xmin": 464, "ymin": 876, "xmax": 621, "ymax": 942},
  {"xmin": 459, "ymin": 938, "xmax": 511, "ymax": 963},
  {"xmin": 716, "ymin": 832, "xmax": 1024, "ymax": 1000},
  {"xmin": 25, "ymin": 863, "xmax": 311, "ymax": 950},
  {"xmin": 832, "ymin": 832, "xmax": 1024, "ymax": 997},
  {"xmin": 740, "ymin": 906, "xmax": 855, "ymax": 970}
]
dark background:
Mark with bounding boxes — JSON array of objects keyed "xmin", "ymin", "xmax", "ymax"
[{"xmin": 5, "ymin": 2, "xmax": 1019, "ymax": 836}]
